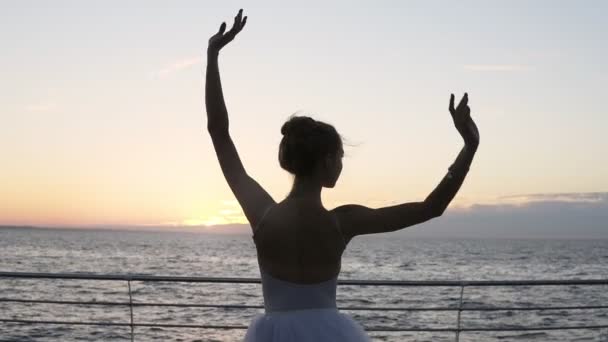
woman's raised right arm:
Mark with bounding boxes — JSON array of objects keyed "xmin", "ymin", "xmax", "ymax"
[{"xmin": 331, "ymin": 93, "xmax": 479, "ymax": 241}]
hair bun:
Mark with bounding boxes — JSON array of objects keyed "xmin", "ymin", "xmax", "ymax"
[
  {"xmin": 281, "ymin": 116, "xmax": 317, "ymax": 137},
  {"xmin": 278, "ymin": 115, "xmax": 343, "ymax": 177}
]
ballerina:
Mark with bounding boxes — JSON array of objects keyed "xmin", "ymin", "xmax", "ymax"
[{"xmin": 205, "ymin": 9, "xmax": 479, "ymax": 341}]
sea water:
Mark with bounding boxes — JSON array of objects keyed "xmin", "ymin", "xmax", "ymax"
[{"xmin": 1, "ymin": 227, "xmax": 607, "ymax": 341}]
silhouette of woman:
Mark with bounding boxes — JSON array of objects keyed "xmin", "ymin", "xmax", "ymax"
[{"xmin": 205, "ymin": 9, "xmax": 479, "ymax": 341}]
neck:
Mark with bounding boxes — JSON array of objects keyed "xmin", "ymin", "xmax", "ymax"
[{"xmin": 288, "ymin": 176, "xmax": 323, "ymax": 205}]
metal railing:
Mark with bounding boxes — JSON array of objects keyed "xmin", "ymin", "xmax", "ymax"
[{"xmin": 1, "ymin": 271, "xmax": 607, "ymax": 341}]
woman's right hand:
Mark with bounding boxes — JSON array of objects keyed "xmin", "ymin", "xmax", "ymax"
[
  {"xmin": 449, "ymin": 93, "xmax": 480, "ymax": 148},
  {"xmin": 208, "ymin": 9, "xmax": 247, "ymax": 56}
]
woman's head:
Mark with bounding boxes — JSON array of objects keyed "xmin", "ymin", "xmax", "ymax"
[{"xmin": 279, "ymin": 115, "xmax": 344, "ymax": 188}]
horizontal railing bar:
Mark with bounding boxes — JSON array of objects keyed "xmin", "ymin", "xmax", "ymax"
[
  {"xmin": 0, "ymin": 272, "xmax": 260, "ymax": 283},
  {"xmin": 1, "ymin": 271, "xmax": 607, "ymax": 286},
  {"xmin": 0, "ymin": 318, "xmax": 450, "ymax": 331},
  {"xmin": 1, "ymin": 319, "xmax": 131, "ymax": 327},
  {"xmin": 0, "ymin": 319, "xmax": 449, "ymax": 331},
  {"xmin": 458, "ymin": 324, "xmax": 608, "ymax": 332},
  {"xmin": 1, "ymin": 298, "xmax": 126, "ymax": 306},
  {"xmin": 459, "ymin": 305, "xmax": 608, "ymax": 311},
  {"xmin": 0, "ymin": 319, "xmax": 246, "ymax": 330},
  {"xmin": 3, "ymin": 297, "xmax": 608, "ymax": 312},
  {"xmin": 342, "ymin": 279, "xmax": 608, "ymax": 286},
  {"xmin": 2, "ymin": 319, "xmax": 608, "ymax": 332},
  {"xmin": 0, "ymin": 298, "xmax": 263, "ymax": 309}
]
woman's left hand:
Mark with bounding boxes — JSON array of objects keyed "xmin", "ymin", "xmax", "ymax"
[
  {"xmin": 208, "ymin": 9, "xmax": 247, "ymax": 55},
  {"xmin": 449, "ymin": 93, "xmax": 480, "ymax": 148}
]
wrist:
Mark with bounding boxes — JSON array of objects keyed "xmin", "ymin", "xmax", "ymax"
[
  {"xmin": 207, "ymin": 49, "xmax": 220, "ymax": 59},
  {"xmin": 465, "ymin": 142, "xmax": 479, "ymax": 152}
]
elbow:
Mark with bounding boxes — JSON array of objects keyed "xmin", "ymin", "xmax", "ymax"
[
  {"xmin": 207, "ymin": 123, "xmax": 229, "ymax": 138},
  {"xmin": 425, "ymin": 202, "xmax": 446, "ymax": 219},
  {"xmin": 429, "ymin": 208, "xmax": 444, "ymax": 219}
]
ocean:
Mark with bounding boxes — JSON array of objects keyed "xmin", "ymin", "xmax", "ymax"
[{"xmin": 1, "ymin": 227, "xmax": 607, "ymax": 341}]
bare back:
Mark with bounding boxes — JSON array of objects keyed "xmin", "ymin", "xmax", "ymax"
[{"xmin": 253, "ymin": 199, "xmax": 346, "ymax": 284}]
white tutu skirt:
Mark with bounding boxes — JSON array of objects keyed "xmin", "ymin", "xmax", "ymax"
[{"xmin": 244, "ymin": 308, "xmax": 371, "ymax": 342}]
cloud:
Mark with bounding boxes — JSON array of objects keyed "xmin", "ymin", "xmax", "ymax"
[
  {"xmin": 153, "ymin": 57, "xmax": 201, "ymax": 79},
  {"xmin": 45, "ymin": 192, "xmax": 605, "ymax": 238},
  {"xmin": 402, "ymin": 192, "xmax": 608, "ymax": 239},
  {"xmin": 220, "ymin": 199, "xmax": 240, "ymax": 206},
  {"xmin": 24, "ymin": 103, "xmax": 56, "ymax": 112},
  {"xmin": 463, "ymin": 64, "xmax": 534, "ymax": 72},
  {"xmin": 220, "ymin": 209, "xmax": 241, "ymax": 215},
  {"xmin": 171, "ymin": 199, "xmax": 246, "ymax": 227},
  {"xmin": 498, "ymin": 192, "xmax": 607, "ymax": 204}
]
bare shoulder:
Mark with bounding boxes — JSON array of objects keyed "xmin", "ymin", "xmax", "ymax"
[{"xmin": 330, "ymin": 204, "xmax": 376, "ymax": 241}]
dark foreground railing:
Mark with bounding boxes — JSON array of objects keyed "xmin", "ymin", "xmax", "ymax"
[{"xmin": 1, "ymin": 271, "xmax": 607, "ymax": 341}]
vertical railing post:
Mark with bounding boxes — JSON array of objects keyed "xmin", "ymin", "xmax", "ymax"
[
  {"xmin": 454, "ymin": 284, "xmax": 465, "ymax": 342},
  {"xmin": 127, "ymin": 280, "xmax": 134, "ymax": 342}
]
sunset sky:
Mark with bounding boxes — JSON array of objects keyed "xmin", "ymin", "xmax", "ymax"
[{"xmin": 1, "ymin": 1, "xmax": 607, "ymax": 229}]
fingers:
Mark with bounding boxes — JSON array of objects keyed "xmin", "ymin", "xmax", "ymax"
[
  {"xmin": 218, "ymin": 22, "xmax": 226, "ymax": 34},
  {"xmin": 242, "ymin": 16, "xmax": 247, "ymax": 29},
  {"xmin": 233, "ymin": 10, "xmax": 241, "ymax": 29},
  {"xmin": 450, "ymin": 92, "xmax": 472, "ymax": 121},
  {"xmin": 461, "ymin": 93, "xmax": 470, "ymax": 117},
  {"xmin": 449, "ymin": 94, "xmax": 455, "ymax": 115},
  {"xmin": 228, "ymin": 9, "xmax": 246, "ymax": 35},
  {"xmin": 457, "ymin": 92, "xmax": 468, "ymax": 110}
]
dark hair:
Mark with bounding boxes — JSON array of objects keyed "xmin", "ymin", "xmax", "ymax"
[{"xmin": 279, "ymin": 115, "xmax": 342, "ymax": 176}]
